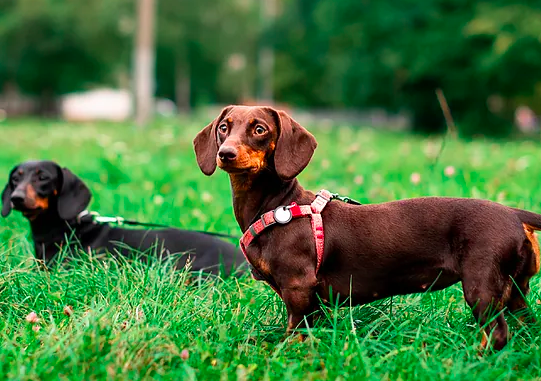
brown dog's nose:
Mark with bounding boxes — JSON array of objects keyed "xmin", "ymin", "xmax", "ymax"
[{"xmin": 218, "ymin": 146, "xmax": 238, "ymax": 162}]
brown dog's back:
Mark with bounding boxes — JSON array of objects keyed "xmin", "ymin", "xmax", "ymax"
[{"xmin": 319, "ymin": 197, "xmax": 529, "ymax": 301}]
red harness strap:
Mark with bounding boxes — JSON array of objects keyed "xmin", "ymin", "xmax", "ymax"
[{"xmin": 240, "ymin": 189, "xmax": 333, "ymax": 275}]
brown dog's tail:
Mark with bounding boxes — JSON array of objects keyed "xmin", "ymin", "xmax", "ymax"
[{"xmin": 514, "ymin": 208, "xmax": 541, "ymax": 230}]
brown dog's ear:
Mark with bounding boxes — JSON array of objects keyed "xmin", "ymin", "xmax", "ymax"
[
  {"xmin": 270, "ymin": 109, "xmax": 317, "ymax": 180},
  {"xmin": 193, "ymin": 106, "xmax": 234, "ymax": 176},
  {"xmin": 57, "ymin": 167, "xmax": 92, "ymax": 220},
  {"xmin": 1, "ymin": 166, "xmax": 17, "ymax": 217}
]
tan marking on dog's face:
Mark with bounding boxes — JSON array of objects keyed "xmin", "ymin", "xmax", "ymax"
[
  {"xmin": 244, "ymin": 146, "xmax": 267, "ymax": 172},
  {"xmin": 215, "ymin": 107, "xmax": 279, "ymax": 176},
  {"xmin": 8, "ymin": 161, "xmax": 62, "ymax": 220},
  {"xmin": 216, "ymin": 145, "xmax": 272, "ymax": 178},
  {"xmin": 26, "ymin": 184, "xmax": 49, "ymax": 210}
]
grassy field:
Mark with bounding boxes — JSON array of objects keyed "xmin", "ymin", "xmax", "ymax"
[{"xmin": 2, "ymin": 116, "xmax": 541, "ymax": 380}]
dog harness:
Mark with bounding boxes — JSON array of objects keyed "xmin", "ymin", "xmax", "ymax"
[{"xmin": 240, "ymin": 189, "xmax": 334, "ymax": 275}]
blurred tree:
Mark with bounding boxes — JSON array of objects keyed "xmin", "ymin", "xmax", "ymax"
[
  {"xmin": 1, "ymin": 0, "xmax": 541, "ymax": 136},
  {"xmin": 273, "ymin": 0, "xmax": 541, "ymax": 136},
  {"xmin": 156, "ymin": 0, "xmax": 259, "ymax": 110},
  {"xmin": 0, "ymin": 0, "xmax": 132, "ymax": 113},
  {"xmin": 272, "ymin": 0, "xmax": 327, "ymax": 107}
]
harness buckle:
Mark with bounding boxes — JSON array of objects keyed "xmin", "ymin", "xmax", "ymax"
[
  {"xmin": 315, "ymin": 190, "xmax": 331, "ymax": 202},
  {"xmin": 273, "ymin": 205, "xmax": 293, "ymax": 224},
  {"xmin": 76, "ymin": 210, "xmax": 100, "ymax": 224},
  {"xmin": 76, "ymin": 210, "xmax": 90, "ymax": 224}
]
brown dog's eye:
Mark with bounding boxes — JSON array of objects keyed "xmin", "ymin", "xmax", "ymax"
[
  {"xmin": 254, "ymin": 125, "xmax": 266, "ymax": 135},
  {"xmin": 218, "ymin": 124, "xmax": 228, "ymax": 134}
]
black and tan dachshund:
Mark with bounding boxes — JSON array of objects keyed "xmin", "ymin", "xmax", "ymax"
[{"xmin": 1, "ymin": 160, "xmax": 245, "ymax": 275}]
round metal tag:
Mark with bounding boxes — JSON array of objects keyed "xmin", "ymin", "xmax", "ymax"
[{"xmin": 273, "ymin": 206, "xmax": 293, "ymax": 224}]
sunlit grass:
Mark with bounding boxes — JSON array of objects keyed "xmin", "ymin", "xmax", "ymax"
[{"xmin": 1, "ymin": 117, "xmax": 541, "ymax": 379}]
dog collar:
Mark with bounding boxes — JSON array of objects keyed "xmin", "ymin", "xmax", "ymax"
[{"xmin": 240, "ymin": 189, "xmax": 333, "ymax": 276}]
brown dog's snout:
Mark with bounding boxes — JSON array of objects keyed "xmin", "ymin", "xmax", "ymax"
[{"xmin": 218, "ymin": 146, "xmax": 238, "ymax": 162}]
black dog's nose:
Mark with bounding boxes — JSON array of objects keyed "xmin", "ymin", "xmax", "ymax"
[
  {"xmin": 10, "ymin": 192, "xmax": 25, "ymax": 206},
  {"xmin": 218, "ymin": 146, "xmax": 238, "ymax": 161}
]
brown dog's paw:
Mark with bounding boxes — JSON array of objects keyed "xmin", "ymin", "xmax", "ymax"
[{"xmin": 284, "ymin": 328, "xmax": 307, "ymax": 343}]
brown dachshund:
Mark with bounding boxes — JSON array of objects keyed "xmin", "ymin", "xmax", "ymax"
[{"xmin": 194, "ymin": 105, "xmax": 541, "ymax": 350}]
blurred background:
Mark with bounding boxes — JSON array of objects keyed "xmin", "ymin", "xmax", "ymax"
[{"xmin": 0, "ymin": 0, "xmax": 541, "ymax": 137}]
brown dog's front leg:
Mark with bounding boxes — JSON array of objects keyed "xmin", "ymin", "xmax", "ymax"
[{"xmin": 281, "ymin": 286, "xmax": 318, "ymax": 333}]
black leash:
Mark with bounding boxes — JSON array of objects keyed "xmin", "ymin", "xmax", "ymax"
[
  {"xmin": 74, "ymin": 192, "xmax": 361, "ymax": 243},
  {"xmin": 330, "ymin": 193, "xmax": 363, "ymax": 205},
  {"xmin": 76, "ymin": 211, "xmax": 240, "ymax": 240}
]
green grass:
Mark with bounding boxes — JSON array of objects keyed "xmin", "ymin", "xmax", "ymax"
[{"xmin": 2, "ymin": 116, "xmax": 541, "ymax": 380}]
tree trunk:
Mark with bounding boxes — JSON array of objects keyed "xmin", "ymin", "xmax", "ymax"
[
  {"xmin": 134, "ymin": 0, "xmax": 156, "ymax": 127},
  {"xmin": 257, "ymin": 0, "xmax": 276, "ymax": 103},
  {"xmin": 175, "ymin": 51, "xmax": 191, "ymax": 113}
]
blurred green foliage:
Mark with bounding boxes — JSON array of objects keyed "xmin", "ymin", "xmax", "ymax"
[{"xmin": 1, "ymin": 0, "xmax": 541, "ymax": 135}]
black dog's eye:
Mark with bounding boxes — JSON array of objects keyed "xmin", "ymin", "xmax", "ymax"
[
  {"xmin": 218, "ymin": 124, "xmax": 228, "ymax": 133},
  {"xmin": 254, "ymin": 125, "xmax": 266, "ymax": 135},
  {"xmin": 38, "ymin": 175, "xmax": 48, "ymax": 181},
  {"xmin": 11, "ymin": 176, "xmax": 19, "ymax": 184}
]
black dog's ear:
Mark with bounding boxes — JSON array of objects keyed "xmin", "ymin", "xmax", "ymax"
[
  {"xmin": 193, "ymin": 106, "xmax": 234, "ymax": 176},
  {"xmin": 267, "ymin": 108, "xmax": 317, "ymax": 180},
  {"xmin": 57, "ymin": 167, "xmax": 92, "ymax": 220},
  {"xmin": 1, "ymin": 166, "xmax": 17, "ymax": 217}
]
